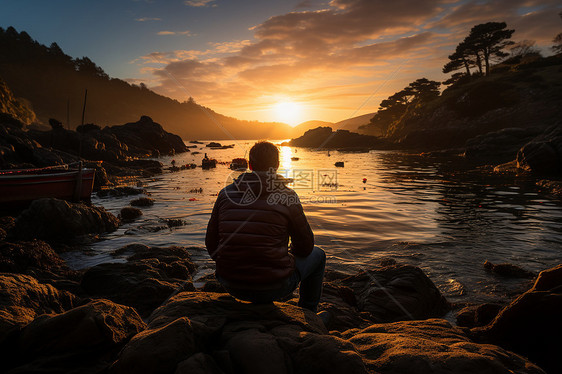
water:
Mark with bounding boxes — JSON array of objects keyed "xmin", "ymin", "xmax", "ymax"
[{"xmin": 63, "ymin": 140, "xmax": 562, "ymax": 305}]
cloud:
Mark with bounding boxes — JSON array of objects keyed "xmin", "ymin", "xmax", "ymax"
[
  {"xmin": 143, "ymin": 0, "xmax": 562, "ymax": 122},
  {"xmin": 135, "ymin": 17, "xmax": 161, "ymax": 22},
  {"xmin": 185, "ymin": 0, "xmax": 216, "ymax": 7},
  {"xmin": 157, "ymin": 30, "xmax": 193, "ymax": 36}
]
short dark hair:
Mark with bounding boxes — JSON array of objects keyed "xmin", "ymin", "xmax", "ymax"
[{"xmin": 249, "ymin": 141, "xmax": 279, "ymax": 171}]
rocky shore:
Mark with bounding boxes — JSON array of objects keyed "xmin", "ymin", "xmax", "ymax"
[
  {"xmin": 0, "ymin": 114, "xmax": 188, "ymax": 192},
  {"xmin": 0, "ymin": 200, "xmax": 560, "ymax": 373}
]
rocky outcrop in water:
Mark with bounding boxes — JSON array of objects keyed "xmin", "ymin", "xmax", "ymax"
[
  {"xmin": 286, "ymin": 127, "xmax": 392, "ymax": 150},
  {"xmin": 517, "ymin": 124, "xmax": 562, "ymax": 176},
  {"xmin": 1, "ymin": 114, "xmax": 185, "ymax": 194},
  {"xmin": 464, "ymin": 127, "xmax": 544, "ymax": 165},
  {"xmin": 13, "ymin": 198, "xmax": 119, "ymax": 243}
]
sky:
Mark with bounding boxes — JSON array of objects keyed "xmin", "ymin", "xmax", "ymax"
[{"xmin": 1, "ymin": 0, "xmax": 561, "ymax": 125}]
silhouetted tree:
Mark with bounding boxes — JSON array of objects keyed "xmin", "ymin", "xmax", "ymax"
[
  {"xmin": 467, "ymin": 22, "xmax": 514, "ymax": 75},
  {"xmin": 369, "ymin": 78, "xmax": 440, "ymax": 135},
  {"xmin": 443, "ymin": 41, "xmax": 475, "ymax": 76},
  {"xmin": 408, "ymin": 78, "xmax": 441, "ymax": 103},
  {"xmin": 74, "ymin": 57, "xmax": 109, "ymax": 79},
  {"xmin": 444, "ymin": 22, "xmax": 514, "ymax": 79}
]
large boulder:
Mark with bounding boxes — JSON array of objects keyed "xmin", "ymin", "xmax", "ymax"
[
  {"xmin": 517, "ymin": 124, "xmax": 562, "ymax": 175},
  {"xmin": 336, "ymin": 264, "xmax": 451, "ymax": 322},
  {"xmin": 471, "ymin": 264, "xmax": 562, "ymax": 374},
  {"xmin": 0, "ymin": 273, "xmax": 76, "ymax": 342},
  {"xmin": 8, "ymin": 299, "xmax": 145, "ymax": 373},
  {"xmin": 81, "ymin": 244, "xmax": 197, "ymax": 317},
  {"xmin": 341, "ymin": 318, "xmax": 545, "ymax": 374},
  {"xmin": 111, "ymin": 292, "xmax": 368, "ymax": 374},
  {"xmin": 13, "ymin": 198, "xmax": 119, "ymax": 243}
]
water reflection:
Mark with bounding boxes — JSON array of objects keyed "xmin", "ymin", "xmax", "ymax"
[{"xmin": 63, "ymin": 143, "xmax": 562, "ymax": 305}]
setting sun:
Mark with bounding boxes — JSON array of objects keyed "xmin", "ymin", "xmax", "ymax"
[{"xmin": 274, "ymin": 101, "xmax": 303, "ymax": 127}]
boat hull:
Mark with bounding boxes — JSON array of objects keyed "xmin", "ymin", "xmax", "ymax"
[{"xmin": 0, "ymin": 169, "xmax": 95, "ymax": 208}]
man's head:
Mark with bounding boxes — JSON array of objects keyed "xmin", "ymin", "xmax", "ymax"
[{"xmin": 249, "ymin": 141, "xmax": 279, "ymax": 171}]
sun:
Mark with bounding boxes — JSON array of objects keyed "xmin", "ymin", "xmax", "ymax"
[{"xmin": 274, "ymin": 101, "xmax": 302, "ymax": 127}]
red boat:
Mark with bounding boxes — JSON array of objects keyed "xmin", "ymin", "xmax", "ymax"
[{"xmin": 0, "ymin": 164, "xmax": 95, "ymax": 208}]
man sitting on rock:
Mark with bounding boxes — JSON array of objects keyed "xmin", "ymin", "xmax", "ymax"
[{"xmin": 205, "ymin": 141, "xmax": 326, "ymax": 313}]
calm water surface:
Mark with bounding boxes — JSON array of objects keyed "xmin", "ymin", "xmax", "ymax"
[{"xmin": 63, "ymin": 140, "xmax": 562, "ymax": 305}]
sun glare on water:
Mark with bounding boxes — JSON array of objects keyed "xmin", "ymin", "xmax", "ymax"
[{"xmin": 274, "ymin": 101, "xmax": 302, "ymax": 127}]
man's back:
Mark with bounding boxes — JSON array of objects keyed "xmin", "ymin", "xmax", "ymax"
[{"xmin": 206, "ymin": 170, "xmax": 313, "ymax": 285}]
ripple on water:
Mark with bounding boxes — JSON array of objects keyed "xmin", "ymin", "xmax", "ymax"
[{"xmin": 64, "ymin": 144, "xmax": 562, "ymax": 305}]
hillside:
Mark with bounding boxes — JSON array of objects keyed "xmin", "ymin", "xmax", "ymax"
[
  {"xmin": 0, "ymin": 26, "xmax": 293, "ymax": 140},
  {"xmin": 334, "ymin": 113, "xmax": 375, "ymax": 133},
  {"xmin": 387, "ymin": 55, "xmax": 562, "ymax": 150}
]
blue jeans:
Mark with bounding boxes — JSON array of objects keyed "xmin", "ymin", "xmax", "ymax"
[{"xmin": 218, "ymin": 246, "xmax": 326, "ymax": 312}]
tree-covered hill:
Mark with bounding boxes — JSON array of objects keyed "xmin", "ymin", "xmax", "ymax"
[
  {"xmin": 0, "ymin": 26, "xmax": 292, "ymax": 140},
  {"xmin": 360, "ymin": 19, "xmax": 562, "ymax": 151}
]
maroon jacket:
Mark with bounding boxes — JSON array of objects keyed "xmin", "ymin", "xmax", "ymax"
[{"xmin": 205, "ymin": 171, "xmax": 314, "ymax": 285}]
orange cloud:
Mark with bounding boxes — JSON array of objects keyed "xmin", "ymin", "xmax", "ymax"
[{"xmin": 143, "ymin": 0, "xmax": 562, "ymax": 123}]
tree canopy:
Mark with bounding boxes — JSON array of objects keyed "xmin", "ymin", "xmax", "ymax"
[
  {"xmin": 443, "ymin": 21, "xmax": 514, "ymax": 81},
  {"xmin": 368, "ymin": 78, "xmax": 441, "ymax": 135}
]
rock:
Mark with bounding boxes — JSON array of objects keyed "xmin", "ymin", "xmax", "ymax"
[
  {"xmin": 337, "ymin": 264, "xmax": 451, "ymax": 322},
  {"xmin": 341, "ymin": 318, "xmax": 545, "ymax": 374},
  {"xmin": 0, "ymin": 240, "xmax": 79, "ymax": 290},
  {"xmin": 471, "ymin": 264, "xmax": 562, "ymax": 374},
  {"xmin": 13, "ymin": 198, "xmax": 119, "ymax": 243},
  {"xmin": 316, "ymin": 282, "xmax": 372, "ymax": 332},
  {"xmin": 493, "ymin": 159, "xmax": 520, "ymax": 174},
  {"xmin": 165, "ymin": 218, "xmax": 186, "ymax": 228},
  {"xmin": 119, "ymin": 206, "xmax": 143, "ymax": 221},
  {"xmin": 110, "ymin": 317, "xmax": 198, "ymax": 374},
  {"xmin": 206, "ymin": 142, "xmax": 222, "ymax": 148},
  {"xmin": 464, "ymin": 127, "xmax": 543, "ymax": 165},
  {"xmin": 517, "ymin": 124, "xmax": 562, "ymax": 175},
  {"xmin": 483, "ymin": 260, "xmax": 536, "ymax": 278},
  {"xmin": 9, "ymin": 299, "xmax": 145, "ymax": 373},
  {"xmin": 111, "ymin": 292, "xmax": 368, "ymax": 374},
  {"xmin": 0, "ymin": 273, "xmax": 76, "ymax": 342},
  {"xmin": 130, "ymin": 197, "xmax": 154, "ymax": 207},
  {"xmin": 81, "ymin": 245, "xmax": 196, "ymax": 317},
  {"xmin": 537, "ymin": 179, "xmax": 562, "ymax": 197},
  {"xmin": 456, "ymin": 303, "xmax": 504, "ymax": 328}
]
